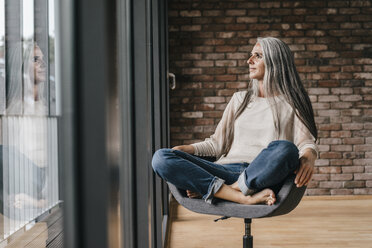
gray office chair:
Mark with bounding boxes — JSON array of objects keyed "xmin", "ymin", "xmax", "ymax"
[{"xmin": 167, "ymin": 173, "xmax": 306, "ymax": 248}]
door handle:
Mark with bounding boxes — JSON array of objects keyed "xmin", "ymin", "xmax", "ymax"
[{"xmin": 168, "ymin": 72, "xmax": 176, "ymax": 90}]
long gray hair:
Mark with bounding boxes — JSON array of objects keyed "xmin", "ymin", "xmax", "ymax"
[
  {"xmin": 221, "ymin": 37, "xmax": 318, "ymax": 157},
  {"xmin": 7, "ymin": 42, "xmax": 47, "ymax": 115}
]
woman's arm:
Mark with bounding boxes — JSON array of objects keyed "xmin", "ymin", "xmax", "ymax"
[
  {"xmin": 295, "ymin": 147, "xmax": 317, "ymax": 187},
  {"xmin": 172, "ymin": 145, "xmax": 195, "ymax": 154},
  {"xmin": 293, "ymin": 113, "xmax": 318, "ymax": 187}
]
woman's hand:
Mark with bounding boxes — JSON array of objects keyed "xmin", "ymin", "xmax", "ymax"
[
  {"xmin": 294, "ymin": 149, "xmax": 316, "ymax": 187},
  {"xmin": 172, "ymin": 145, "xmax": 195, "ymax": 154}
]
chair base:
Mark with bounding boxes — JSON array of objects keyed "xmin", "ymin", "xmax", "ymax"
[{"xmin": 243, "ymin": 218, "xmax": 253, "ymax": 248}]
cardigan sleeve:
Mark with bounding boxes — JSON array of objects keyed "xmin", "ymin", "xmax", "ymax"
[
  {"xmin": 191, "ymin": 92, "xmax": 240, "ymax": 158},
  {"xmin": 293, "ymin": 113, "xmax": 319, "ymax": 159}
]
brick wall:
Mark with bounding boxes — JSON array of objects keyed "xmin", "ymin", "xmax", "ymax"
[{"xmin": 168, "ymin": 0, "xmax": 372, "ymax": 195}]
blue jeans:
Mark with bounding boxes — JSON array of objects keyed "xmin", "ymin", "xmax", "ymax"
[{"xmin": 152, "ymin": 140, "xmax": 300, "ymax": 204}]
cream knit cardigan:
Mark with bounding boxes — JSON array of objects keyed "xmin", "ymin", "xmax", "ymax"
[{"xmin": 191, "ymin": 91, "xmax": 318, "ymax": 164}]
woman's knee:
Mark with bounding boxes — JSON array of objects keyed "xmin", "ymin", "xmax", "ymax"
[
  {"xmin": 269, "ymin": 140, "xmax": 299, "ymax": 167},
  {"xmin": 151, "ymin": 148, "xmax": 175, "ymax": 176}
]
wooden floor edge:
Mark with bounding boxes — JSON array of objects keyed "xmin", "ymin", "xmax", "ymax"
[
  {"xmin": 302, "ymin": 195, "xmax": 372, "ymax": 200},
  {"xmin": 165, "ymin": 195, "xmax": 177, "ymax": 248}
]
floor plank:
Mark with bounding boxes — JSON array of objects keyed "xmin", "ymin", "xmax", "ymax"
[{"xmin": 167, "ymin": 196, "xmax": 372, "ymax": 248}]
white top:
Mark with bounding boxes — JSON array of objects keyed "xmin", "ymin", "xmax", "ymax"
[{"xmin": 191, "ymin": 91, "xmax": 318, "ymax": 164}]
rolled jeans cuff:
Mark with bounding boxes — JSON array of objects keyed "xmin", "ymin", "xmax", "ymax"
[
  {"xmin": 238, "ymin": 172, "xmax": 256, "ymax": 196},
  {"xmin": 203, "ymin": 176, "xmax": 225, "ymax": 204}
]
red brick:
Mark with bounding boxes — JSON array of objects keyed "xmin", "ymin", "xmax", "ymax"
[
  {"xmin": 225, "ymin": 82, "xmax": 248, "ymax": 89},
  {"xmin": 341, "ymin": 109, "xmax": 363, "ymax": 116},
  {"xmin": 236, "ymin": 17, "xmax": 258, "ymax": 23},
  {"xmin": 319, "ymin": 181, "xmax": 342, "ymax": 188},
  {"xmin": 318, "ymin": 51, "xmax": 339, "ymax": 58},
  {"xmin": 203, "ymin": 39, "xmax": 225, "ymax": 45},
  {"xmin": 331, "ymin": 174, "xmax": 353, "ymax": 181},
  {"xmin": 203, "ymin": 68, "xmax": 226, "ymax": 75},
  {"xmin": 331, "ymin": 145, "xmax": 353, "ymax": 152},
  {"xmin": 331, "ymin": 189, "xmax": 354, "ymax": 195},
  {"xmin": 331, "ymin": 88, "xmax": 353, "ymax": 94},
  {"xmin": 339, "ymin": 8, "xmax": 360, "ymax": 14},
  {"xmin": 308, "ymin": 88, "xmax": 329, "ymax": 95},
  {"xmin": 202, "ymin": 10, "xmax": 223, "ymax": 17},
  {"xmin": 319, "ymin": 66, "xmax": 340, "ymax": 72},
  {"xmin": 182, "ymin": 53, "xmax": 202, "ymax": 60},
  {"xmin": 319, "ymin": 124, "xmax": 340, "ymax": 131},
  {"xmin": 342, "ymin": 166, "xmax": 364, "ymax": 173},
  {"xmin": 212, "ymin": 17, "xmax": 234, "ymax": 24},
  {"xmin": 248, "ymin": 24, "xmax": 270, "ymax": 31},
  {"xmin": 181, "ymin": 25, "xmax": 201, "ymax": 32},
  {"xmin": 342, "ymin": 123, "xmax": 364, "ymax": 130},
  {"xmin": 204, "ymin": 53, "xmax": 225, "ymax": 60},
  {"xmin": 203, "ymin": 97, "xmax": 225, "ymax": 103},
  {"xmin": 330, "ymin": 131, "xmax": 351, "ymax": 138},
  {"xmin": 320, "ymin": 152, "xmax": 342, "ymax": 159},
  {"xmin": 318, "ymin": 95, "xmax": 339, "ymax": 102},
  {"xmin": 194, "ymin": 104, "xmax": 214, "ymax": 111},
  {"xmin": 354, "ymin": 188, "xmax": 372, "ymax": 194},
  {"xmin": 180, "ymin": 10, "xmax": 201, "ymax": 17},
  {"xmin": 194, "ymin": 119, "xmax": 214, "ymax": 125},
  {"xmin": 312, "ymin": 174, "xmax": 330, "ymax": 181},
  {"xmin": 193, "ymin": 75, "xmax": 214, "ymax": 82},
  {"xmin": 215, "ymin": 75, "xmax": 237, "ymax": 82},
  {"xmin": 306, "ymin": 189, "xmax": 330, "ymax": 195},
  {"xmin": 313, "ymin": 103, "xmax": 331, "ymax": 110},
  {"xmin": 331, "ymin": 102, "xmax": 353, "ymax": 109},
  {"xmin": 193, "ymin": 46, "xmax": 213, "ymax": 53},
  {"xmin": 355, "ymin": 173, "xmax": 372, "ymax": 180},
  {"xmin": 306, "ymin": 30, "xmax": 326, "ymax": 36},
  {"xmin": 225, "ymin": 9, "xmax": 246, "ymax": 16},
  {"xmin": 181, "ymin": 112, "xmax": 203, "ymax": 118},
  {"xmin": 318, "ymin": 110, "xmax": 340, "ymax": 117},
  {"xmin": 193, "ymin": 60, "xmax": 214, "ymax": 67},
  {"xmin": 330, "ymin": 73, "xmax": 353, "ymax": 80},
  {"xmin": 315, "ymin": 156, "xmax": 331, "ymax": 166},
  {"xmin": 330, "ymin": 159, "xmax": 353, "ymax": 166},
  {"xmin": 354, "ymin": 73, "xmax": 372, "ymax": 79},
  {"xmin": 343, "ymin": 137, "xmax": 365, "ymax": 145},
  {"xmin": 183, "ymin": 68, "xmax": 202, "ymax": 75},
  {"xmin": 215, "ymin": 60, "xmax": 237, "ymax": 67},
  {"xmin": 354, "ymin": 144, "xmax": 372, "ymax": 152}
]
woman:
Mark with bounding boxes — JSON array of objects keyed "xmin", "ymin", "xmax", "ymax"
[{"xmin": 152, "ymin": 37, "xmax": 318, "ymax": 206}]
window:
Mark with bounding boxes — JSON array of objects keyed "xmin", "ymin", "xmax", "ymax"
[{"xmin": 0, "ymin": 0, "xmax": 60, "ymax": 241}]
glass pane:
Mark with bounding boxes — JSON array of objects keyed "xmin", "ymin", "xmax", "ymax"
[
  {"xmin": 48, "ymin": 0, "xmax": 57, "ymax": 115},
  {"xmin": 1, "ymin": 0, "xmax": 61, "ymax": 245},
  {"xmin": 0, "ymin": 0, "xmax": 5, "ymax": 114}
]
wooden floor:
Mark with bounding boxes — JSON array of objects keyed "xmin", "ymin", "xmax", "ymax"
[
  {"xmin": 167, "ymin": 196, "xmax": 372, "ymax": 248},
  {"xmin": 3, "ymin": 208, "xmax": 63, "ymax": 248}
]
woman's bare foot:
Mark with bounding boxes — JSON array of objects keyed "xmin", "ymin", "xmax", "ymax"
[
  {"xmin": 186, "ymin": 190, "xmax": 202, "ymax": 199},
  {"xmin": 230, "ymin": 181, "xmax": 241, "ymax": 192},
  {"xmin": 240, "ymin": 188, "xmax": 276, "ymax": 206},
  {"xmin": 13, "ymin": 193, "xmax": 47, "ymax": 209}
]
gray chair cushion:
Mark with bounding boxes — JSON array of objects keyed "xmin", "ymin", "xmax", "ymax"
[{"xmin": 167, "ymin": 174, "xmax": 306, "ymax": 219}]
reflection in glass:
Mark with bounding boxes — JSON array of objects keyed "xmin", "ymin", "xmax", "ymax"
[
  {"xmin": 6, "ymin": 43, "xmax": 48, "ymax": 115},
  {"xmin": 48, "ymin": 0, "xmax": 57, "ymax": 115},
  {"xmin": 1, "ymin": 0, "xmax": 60, "ymax": 240},
  {"xmin": 0, "ymin": 0, "xmax": 5, "ymax": 114}
]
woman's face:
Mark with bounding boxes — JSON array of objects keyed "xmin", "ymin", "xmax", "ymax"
[
  {"xmin": 33, "ymin": 45, "xmax": 46, "ymax": 84},
  {"xmin": 247, "ymin": 43, "xmax": 265, "ymax": 82}
]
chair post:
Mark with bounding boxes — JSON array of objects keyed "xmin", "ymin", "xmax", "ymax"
[{"xmin": 243, "ymin": 218, "xmax": 253, "ymax": 248}]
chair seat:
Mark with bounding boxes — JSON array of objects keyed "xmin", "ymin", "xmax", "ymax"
[{"xmin": 167, "ymin": 174, "xmax": 306, "ymax": 219}]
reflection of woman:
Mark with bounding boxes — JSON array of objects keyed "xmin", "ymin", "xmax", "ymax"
[
  {"xmin": 152, "ymin": 37, "xmax": 318, "ymax": 205},
  {"xmin": 7, "ymin": 42, "xmax": 47, "ymax": 115},
  {"xmin": 1, "ymin": 42, "xmax": 48, "ymax": 211}
]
